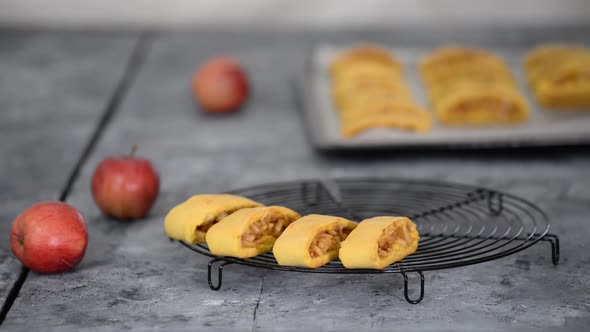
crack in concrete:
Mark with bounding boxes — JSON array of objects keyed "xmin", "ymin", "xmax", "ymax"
[
  {"xmin": 251, "ymin": 274, "xmax": 265, "ymax": 332},
  {"xmin": 0, "ymin": 32, "xmax": 153, "ymax": 327}
]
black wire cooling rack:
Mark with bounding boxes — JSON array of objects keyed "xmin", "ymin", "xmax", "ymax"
[{"xmin": 177, "ymin": 178, "xmax": 560, "ymax": 304}]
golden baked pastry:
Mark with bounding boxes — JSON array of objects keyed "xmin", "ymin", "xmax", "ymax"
[
  {"xmin": 332, "ymin": 77, "xmax": 414, "ymax": 111},
  {"xmin": 331, "ymin": 62, "xmax": 401, "ymax": 82},
  {"xmin": 164, "ymin": 194, "xmax": 262, "ymax": 243},
  {"xmin": 421, "ymin": 60, "xmax": 515, "ymax": 91},
  {"xmin": 421, "ymin": 46, "xmax": 529, "ymax": 125},
  {"xmin": 420, "ymin": 46, "xmax": 505, "ymax": 74},
  {"xmin": 339, "ymin": 216, "xmax": 419, "ymax": 269},
  {"xmin": 206, "ymin": 206, "xmax": 300, "ymax": 258},
  {"xmin": 330, "ymin": 45, "xmax": 432, "ymax": 137},
  {"xmin": 333, "ymin": 80, "xmax": 405, "ymax": 106},
  {"xmin": 524, "ymin": 44, "xmax": 590, "ymax": 108},
  {"xmin": 329, "ymin": 45, "xmax": 401, "ymax": 76},
  {"xmin": 273, "ymin": 214, "xmax": 357, "ymax": 268},
  {"xmin": 433, "ymin": 83, "xmax": 529, "ymax": 125},
  {"xmin": 340, "ymin": 100, "xmax": 432, "ymax": 137}
]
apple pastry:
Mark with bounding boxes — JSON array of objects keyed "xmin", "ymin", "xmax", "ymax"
[
  {"xmin": 164, "ymin": 194, "xmax": 262, "ymax": 243},
  {"xmin": 524, "ymin": 44, "xmax": 590, "ymax": 108},
  {"xmin": 330, "ymin": 44, "xmax": 432, "ymax": 137},
  {"xmin": 332, "ymin": 78, "xmax": 414, "ymax": 112},
  {"xmin": 206, "ymin": 206, "xmax": 301, "ymax": 258},
  {"xmin": 339, "ymin": 216, "xmax": 419, "ymax": 269},
  {"xmin": 340, "ymin": 100, "xmax": 432, "ymax": 137},
  {"xmin": 420, "ymin": 46, "xmax": 529, "ymax": 125},
  {"xmin": 433, "ymin": 83, "xmax": 529, "ymax": 125},
  {"xmin": 329, "ymin": 45, "xmax": 401, "ymax": 76},
  {"xmin": 420, "ymin": 46, "xmax": 507, "ymax": 77},
  {"xmin": 273, "ymin": 214, "xmax": 357, "ymax": 268}
]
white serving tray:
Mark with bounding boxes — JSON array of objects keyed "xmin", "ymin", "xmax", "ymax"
[{"xmin": 298, "ymin": 44, "xmax": 590, "ymax": 150}]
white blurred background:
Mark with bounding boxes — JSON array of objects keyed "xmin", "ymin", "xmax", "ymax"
[{"xmin": 0, "ymin": 0, "xmax": 589, "ymax": 28}]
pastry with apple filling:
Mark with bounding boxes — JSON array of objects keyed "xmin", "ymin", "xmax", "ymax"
[
  {"xmin": 273, "ymin": 214, "xmax": 357, "ymax": 268},
  {"xmin": 206, "ymin": 206, "xmax": 300, "ymax": 258},
  {"xmin": 330, "ymin": 45, "xmax": 432, "ymax": 137},
  {"xmin": 164, "ymin": 194, "xmax": 262, "ymax": 243},
  {"xmin": 525, "ymin": 44, "xmax": 590, "ymax": 108},
  {"xmin": 420, "ymin": 46, "xmax": 529, "ymax": 126},
  {"xmin": 339, "ymin": 216, "xmax": 419, "ymax": 269}
]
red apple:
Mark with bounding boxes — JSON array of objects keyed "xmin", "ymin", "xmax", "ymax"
[
  {"xmin": 11, "ymin": 201, "xmax": 88, "ymax": 273},
  {"xmin": 91, "ymin": 147, "xmax": 159, "ymax": 220},
  {"xmin": 192, "ymin": 57, "xmax": 249, "ymax": 113}
]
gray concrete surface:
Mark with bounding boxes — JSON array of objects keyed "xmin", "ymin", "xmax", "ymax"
[
  {"xmin": 1, "ymin": 28, "xmax": 590, "ymax": 331},
  {"xmin": 0, "ymin": 31, "xmax": 138, "ymax": 302}
]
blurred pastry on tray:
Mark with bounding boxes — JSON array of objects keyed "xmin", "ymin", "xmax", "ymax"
[
  {"xmin": 524, "ymin": 44, "xmax": 590, "ymax": 108},
  {"xmin": 339, "ymin": 100, "xmax": 432, "ymax": 137},
  {"xmin": 206, "ymin": 206, "xmax": 300, "ymax": 258},
  {"xmin": 420, "ymin": 46, "xmax": 529, "ymax": 126},
  {"xmin": 329, "ymin": 44, "xmax": 432, "ymax": 138},
  {"xmin": 330, "ymin": 45, "xmax": 400, "ymax": 76},
  {"xmin": 273, "ymin": 214, "xmax": 357, "ymax": 268},
  {"xmin": 164, "ymin": 194, "xmax": 262, "ymax": 243},
  {"xmin": 331, "ymin": 75, "xmax": 413, "ymax": 111}
]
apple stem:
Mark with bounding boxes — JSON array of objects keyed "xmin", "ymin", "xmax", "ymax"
[{"xmin": 130, "ymin": 145, "xmax": 138, "ymax": 158}]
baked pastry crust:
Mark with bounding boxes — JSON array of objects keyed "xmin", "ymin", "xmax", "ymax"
[
  {"xmin": 273, "ymin": 214, "xmax": 357, "ymax": 268},
  {"xmin": 339, "ymin": 216, "xmax": 419, "ymax": 269},
  {"xmin": 330, "ymin": 44, "xmax": 432, "ymax": 137},
  {"xmin": 434, "ymin": 83, "xmax": 529, "ymax": 125},
  {"xmin": 340, "ymin": 100, "xmax": 432, "ymax": 137},
  {"xmin": 525, "ymin": 44, "xmax": 590, "ymax": 108},
  {"xmin": 330, "ymin": 45, "xmax": 401, "ymax": 76},
  {"xmin": 206, "ymin": 206, "xmax": 300, "ymax": 258},
  {"xmin": 420, "ymin": 46, "xmax": 505, "ymax": 72},
  {"xmin": 421, "ymin": 46, "xmax": 528, "ymax": 125},
  {"xmin": 164, "ymin": 194, "xmax": 262, "ymax": 243}
]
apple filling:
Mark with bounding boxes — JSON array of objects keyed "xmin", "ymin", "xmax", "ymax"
[
  {"xmin": 377, "ymin": 222, "xmax": 413, "ymax": 259},
  {"xmin": 552, "ymin": 71, "xmax": 590, "ymax": 86},
  {"xmin": 451, "ymin": 98, "xmax": 518, "ymax": 117},
  {"xmin": 194, "ymin": 211, "xmax": 232, "ymax": 242},
  {"xmin": 241, "ymin": 214, "xmax": 288, "ymax": 248},
  {"xmin": 309, "ymin": 225, "xmax": 353, "ymax": 258}
]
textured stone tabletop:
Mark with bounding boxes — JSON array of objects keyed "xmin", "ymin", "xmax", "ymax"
[
  {"xmin": 1, "ymin": 27, "xmax": 589, "ymax": 331},
  {"xmin": 0, "ymin": 30, "xmax": 138, "ymax": 304}
]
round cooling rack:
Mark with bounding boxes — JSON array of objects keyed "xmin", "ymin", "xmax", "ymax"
[{"xmin": 176, "ymin": 178, "xmax": 560, "ymax": 304}]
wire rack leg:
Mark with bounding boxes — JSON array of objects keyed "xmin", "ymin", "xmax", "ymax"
[
  {"xmin": 400, "ymin": 270, "xmax": 425, "ymax": 304},
  {"xmin": 487, "ymin": 192, "xmax": 504, "ymax": 216},
  {"xmin": 208, "ymin": 258, "xmax": 233, "ymax": 291},
  {"xmin": 542, "ymin": 234, "xmax": 560, "ymax": 265}
]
